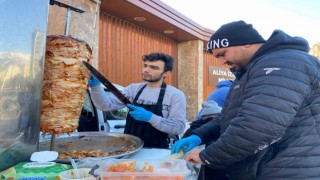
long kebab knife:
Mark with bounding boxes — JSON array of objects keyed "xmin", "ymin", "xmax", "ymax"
[{"xmin": 82, "ymin": 61, "xmax": 132, "ymax": 106}]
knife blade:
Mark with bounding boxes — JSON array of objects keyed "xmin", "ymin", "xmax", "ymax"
[{"xmin": 82, "ymin": 61, "xmax": 132, "ymax": 106}]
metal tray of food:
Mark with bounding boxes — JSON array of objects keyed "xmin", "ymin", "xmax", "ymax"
[{"xmin": 39, "ymin": 132, "xmax": 143, "ymax": 160}]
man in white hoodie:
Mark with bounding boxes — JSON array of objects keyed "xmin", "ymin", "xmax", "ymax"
[{"xmin": 88, "ymin": 52, "xmax": 187, "ymax": 148}]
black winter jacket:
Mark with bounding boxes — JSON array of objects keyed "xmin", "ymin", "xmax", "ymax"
[{"xmin": 193, "ymin": 30, "xmax": 320, "ymax": 179}]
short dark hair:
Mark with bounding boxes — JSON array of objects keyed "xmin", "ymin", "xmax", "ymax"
[{"xmin": 142, "ymin": 52, "xmax": 174, "ymax": 72}]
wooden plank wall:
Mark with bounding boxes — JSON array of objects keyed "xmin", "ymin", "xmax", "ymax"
[
  {"xmin": 99, "ymin": 12, "xmax": 179, "ymax": 88},
  {"xmin": 203, "ymin": 51, "xmax": 228, "ymax": 100}
]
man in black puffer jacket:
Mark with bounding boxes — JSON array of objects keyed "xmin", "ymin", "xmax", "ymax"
[{"xmin": 171, "ymin": 20, "xmax": 320, "ymax": 179}]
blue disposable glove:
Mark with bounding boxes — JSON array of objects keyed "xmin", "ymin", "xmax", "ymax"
[
  {"xmin": 127, "ymin": 104, "xmax": 153, "ymax": 122},
  {"xmin": 171, "ymin": 135, "xmax": 202, "ymax": 154},
  {"xmin": 88, "ymin": 73, "xmax": 101, "ymax": 87}
]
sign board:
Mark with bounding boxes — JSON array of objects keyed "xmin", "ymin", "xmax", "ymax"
[{"xmin": 208, "ymin": 66, "xmax": 234, "ymax": 86}]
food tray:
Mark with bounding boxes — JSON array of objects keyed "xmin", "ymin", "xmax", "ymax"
[
  {"xmin": 95, "ymin": 158, "xmax": 193, "ymax": 180},
  {"xmin": 39, "ymin": 132, "xmax": 143, "ymax": 159}
]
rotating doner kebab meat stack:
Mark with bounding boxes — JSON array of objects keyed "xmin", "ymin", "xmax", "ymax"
[
  {"xmin": 39, "ymin": 35, "xmax": 142, "ymax": 158},
  {"xmin": 40, "ymin": 35, "xmax": 92, "ymax": 136}
]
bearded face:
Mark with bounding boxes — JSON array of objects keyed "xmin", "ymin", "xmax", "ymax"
[{"xmin": 142, "ymin": 60, "xmax": 167, "ymax": 83}]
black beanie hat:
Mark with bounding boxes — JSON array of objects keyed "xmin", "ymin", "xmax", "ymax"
[{"xmin": 207, "ymin": 20, "xmax": 266, "ymax": 53}]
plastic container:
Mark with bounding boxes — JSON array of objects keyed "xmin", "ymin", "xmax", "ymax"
[
  {"xmin": 95, "ymin": 158, "xmax": 193, "ymax": 180},
  {"xmin": 59, "ymin": 168, "xmax": 96, "ymax": 180},
  {"xmin": 1, "ymin": 162, "xmax": 72, "ymax": 180}
]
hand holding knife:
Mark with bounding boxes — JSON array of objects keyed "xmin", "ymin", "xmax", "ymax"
[{"xmin": 82, "ymin": 61, "xmax": 132, "ymax": 106}]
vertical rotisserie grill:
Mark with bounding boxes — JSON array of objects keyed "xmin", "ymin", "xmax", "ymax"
[{"xmin": 40, "ymin": 35, "xmax": 92, "ymax": 136}]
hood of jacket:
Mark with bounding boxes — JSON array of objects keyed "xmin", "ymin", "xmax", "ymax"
[
  {"xmin": 232, "ymin": 30, "xmax": 310, "ymax": 79},
  {"xmin": 253, "ymin": 29, "xmax": 310, "ymax": 60},
  {"xmin": 216, "ymin": 80, "xmax": 233, "ymax": 89}
]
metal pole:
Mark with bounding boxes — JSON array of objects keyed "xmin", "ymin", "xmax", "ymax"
[
  {"xmin": 64, "ymin": 0, "xmax": 72, "ymax": 35},
  {"xmin": 91, "ymin": 0, "xmax": 100, "ymax": 52},
  {"xmin": 50, "ymin": 134, "xmax": 56, "ymax": 151},
  {"xmin": 64, "ymin": 8, "xmax": 71, "ymax": 35}
]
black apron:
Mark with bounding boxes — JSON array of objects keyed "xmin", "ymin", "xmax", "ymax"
[{"xmin": 124, "ymin": 82, "xmax": 170, "ymax": 148}]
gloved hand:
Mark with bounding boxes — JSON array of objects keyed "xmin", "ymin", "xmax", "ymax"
[
  {"xmin": 127, "ymin": 104, "xmax": 153, "ymax": 122},
  {"xmin": 88, "ymin": 72, "xmax": 101, "ymax": 87},
  {"xmin": 171, "ymin": 135, "xmax": 201, "ymax": 154}
]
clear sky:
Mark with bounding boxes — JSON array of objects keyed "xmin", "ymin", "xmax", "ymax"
[{"xmin": 160, "ymin": 0, "xmax": 320, "ymax": 46}]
